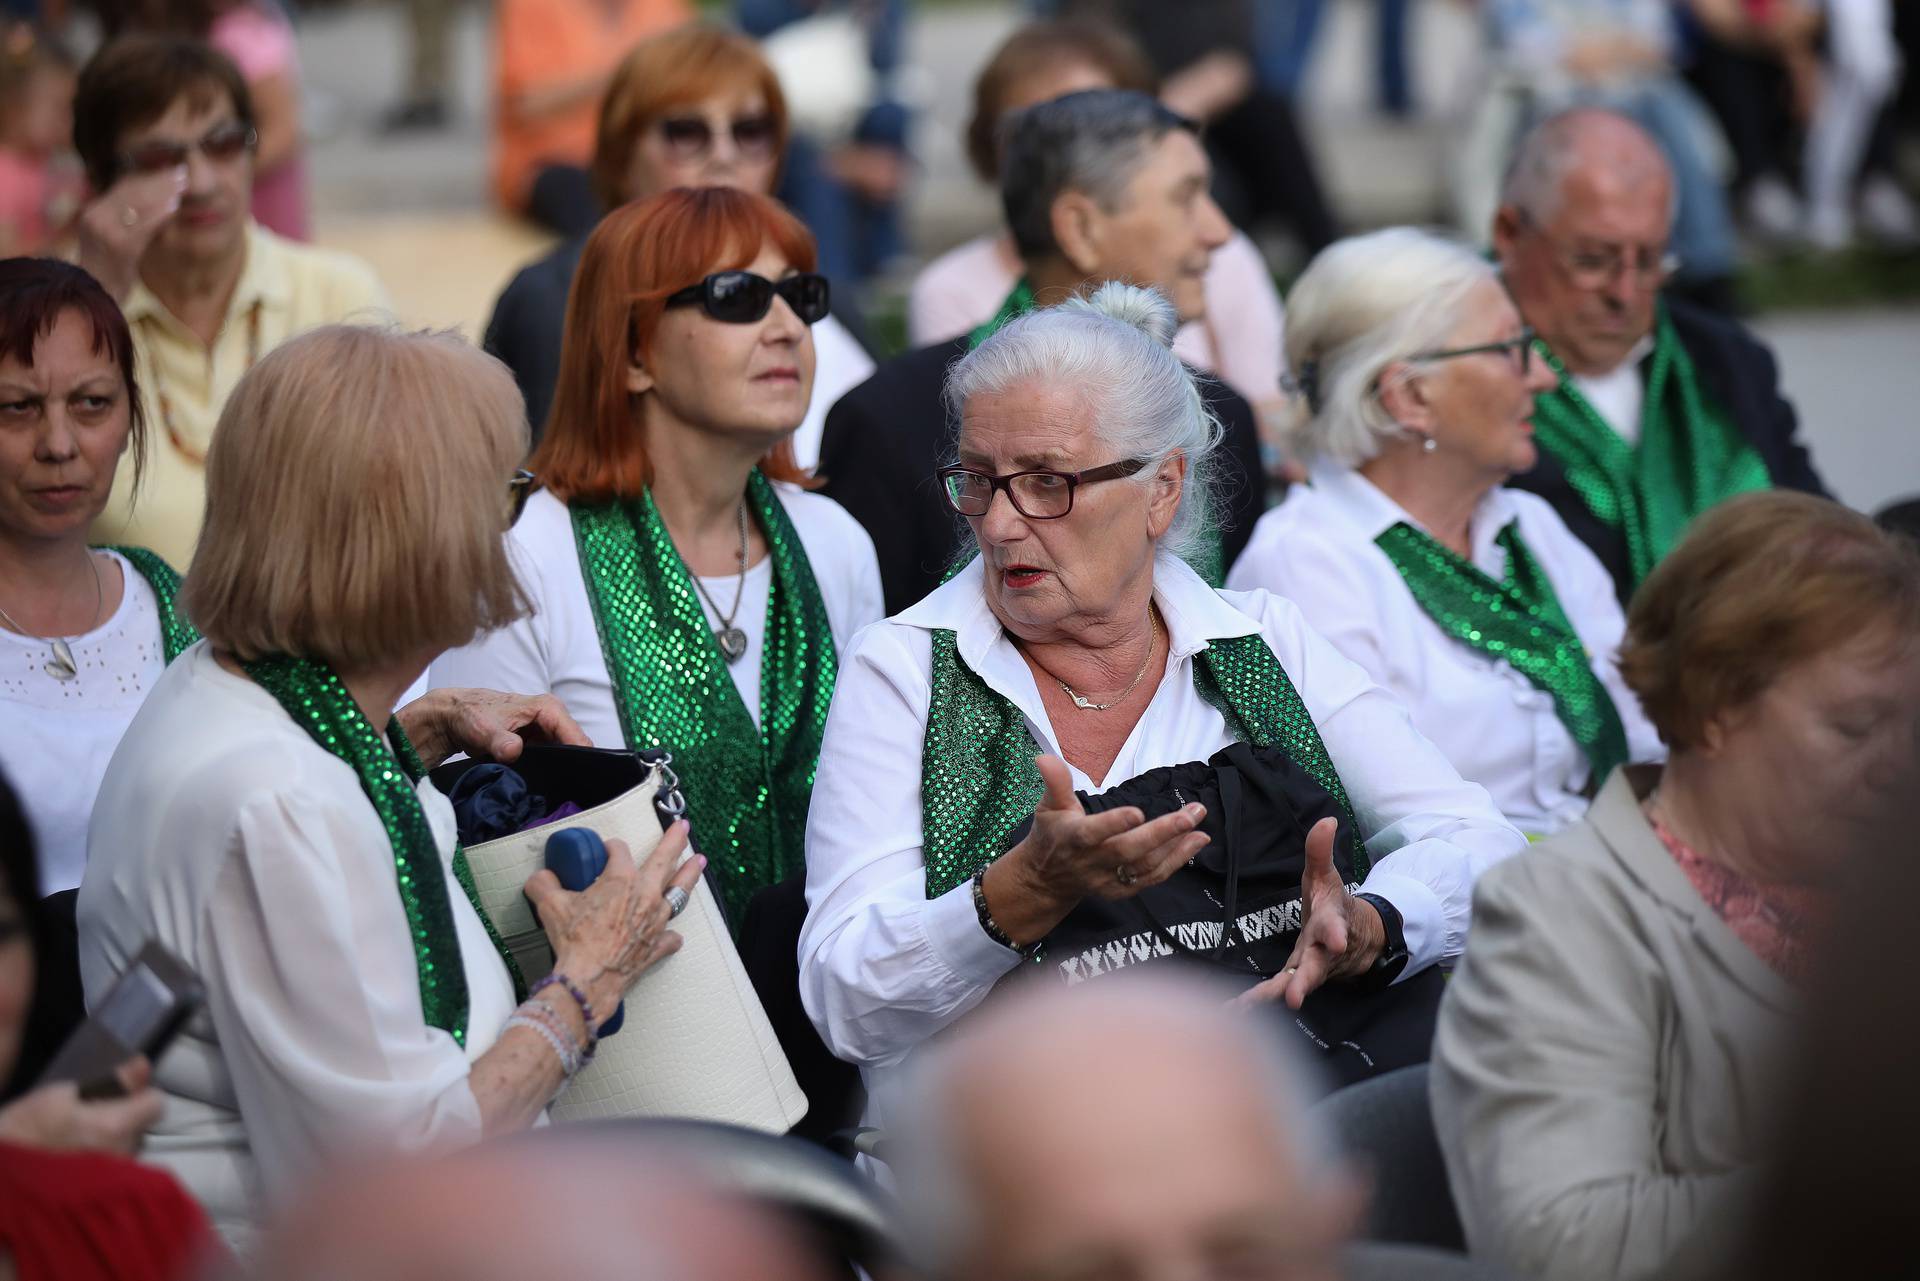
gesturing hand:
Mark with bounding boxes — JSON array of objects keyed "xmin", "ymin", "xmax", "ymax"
[
  {"xmin": 1239, "ymin": 817, "xmax": 1384, "ymax": 1010},
  {"xmin": 985, "ymin": 755, "xmax": 1210, "ymax": 947}
]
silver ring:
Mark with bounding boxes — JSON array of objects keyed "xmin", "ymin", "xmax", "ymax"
[
  {"xmin": 120, "ymin": 205, "xmax": 139, "ymax": 228},
  {"xmin": 664, "ymin": 885, "xmax": 690, "ymax": 919},
  {"xmin": 1114, "ymin": 864, "xmax": 1137, "ymax": 887}
]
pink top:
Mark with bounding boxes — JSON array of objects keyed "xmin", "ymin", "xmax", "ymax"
[
  {"xmin": 1647, "ymin": 805, "xmax": 1827, "ymax": 984},
  {"xmin": 0, "ymin": 147, "xmax": 81, "ymax": 254},
  {"xmin": 906, "ymin": 228, "xmax": 1287, "ymax": 409},
  {"xmin": 210, "ymin": 4, "xmax": 310, "ymax": 241}
]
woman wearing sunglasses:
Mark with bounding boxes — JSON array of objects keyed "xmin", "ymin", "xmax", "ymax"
[
  {"xmin": 69, "ymin": 35, "xmax": 387, "ymax": 568},
  {"xmin": 484, "ymin": 23, "xmax": 873, "ymax": 465},
  {"xmin": 436, "ymin": 187, "xmax": 883, "ymax": 932},
  {"xmin": 1227, "ymin": 229, "xmax": 1664, "ymax": 836}
]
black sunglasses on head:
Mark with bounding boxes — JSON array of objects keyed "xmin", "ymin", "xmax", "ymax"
[
  {"xmin": 665, "ymin": 271, "xmax": 830, "ymax": 325},
  {"xmin": 118, "ymin": 120, "xmax": 256, "ymax": 176}
]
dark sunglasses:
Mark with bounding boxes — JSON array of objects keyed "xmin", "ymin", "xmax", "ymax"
[
  {"xmin": 665, "ymin": 271, "xmax": 830, "ymax": 325},
  {"xmin": 118, "ymin": 120, "xmax": 257, "ymax": 176},
  {"xmin": 1411, "ymin": 326, "xmax": 1538, "ymax": 376},
  {"xmin": 939, "ymin": 458, "xmax": 1149, "ymax": 520},
  {"xmin": 658, "ymin": 113, "xmax": 779, "ymax": 159}
]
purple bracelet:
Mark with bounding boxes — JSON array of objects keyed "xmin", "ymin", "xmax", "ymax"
[{"xmin": 529, "ymin": 973, "xmax": 599, "ymax": 1052}]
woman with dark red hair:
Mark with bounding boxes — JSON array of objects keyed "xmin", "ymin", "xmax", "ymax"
[
  {"xmin": 0, "ymin": 257, "xmax": 198, "ymax": 897},
  {"xmin": 435, "ymin": 187, "xmax": 883, "ymax": 930}
]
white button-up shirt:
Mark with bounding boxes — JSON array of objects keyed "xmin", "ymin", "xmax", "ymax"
[
  {"xmin": 1227, "ymin": 466, "xmax": 1664, "ymax": 835},
  {"xmin": 799, "ymin": 555, "xmax": 1525, "ymax": 1103}
]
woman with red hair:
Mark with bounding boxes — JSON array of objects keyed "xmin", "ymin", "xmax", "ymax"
[{"xmin": 434, "ymin": 187, "xmax": 883, "ymax": 929}]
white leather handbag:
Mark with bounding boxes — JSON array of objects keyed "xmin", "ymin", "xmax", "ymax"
[{"xmin": 450, "ymin": 747, "xmax": 807, "ymax": 1130}]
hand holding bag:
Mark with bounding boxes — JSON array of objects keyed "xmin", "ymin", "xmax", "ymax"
[{"xmin": 434, "ymin": 745, "xmax": 807, "ymax": 1129}]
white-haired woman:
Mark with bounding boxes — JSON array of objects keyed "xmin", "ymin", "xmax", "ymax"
[
  {"xmin": 1227, "ymin": 228, "xmax": 1663, "ymax": 836},
  {"xmin": 800, "ymin": 282, "xmax": 1526, "ymax": 1114}
]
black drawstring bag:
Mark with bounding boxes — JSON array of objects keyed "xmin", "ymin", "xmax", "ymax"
[{"xmin": 999, "ymin": 741, "xmax": 1445, "ymax": 1091}]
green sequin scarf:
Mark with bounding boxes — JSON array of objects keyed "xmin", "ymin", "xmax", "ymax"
[
  {"xmin": 961, "ymin": 280, "xmax": 1226, "ymax": 587},
  {"xmin": 106, "ymin": 545, "xmax": 199, "ymax": 662},
  {"xmin": 244, "ymin": 654, "xmax": 520, "ymax": 1048},
  {"xmin": 1376, "ymin": 521, "xmax": 1629, "ymax": 785},
  {"xmin": 571, "ymin": 470, "xmax": 835, "ymax": 927},
  {"xmin": 1530, "ymin": 303, "xmax": 1771, "ymax": 588},
  {"xmin": 921, "ymin": 626, "xmax": 1361, "ymax": 900}
]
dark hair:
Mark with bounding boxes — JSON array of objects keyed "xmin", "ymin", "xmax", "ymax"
[
  {"xmin": 964, "ymin": 19, "xmax": 1157, "ymax": 184},
  {"xmin": 0, "ymin": 258, "xmax": 147, "ymax": 494},
  {"xmin": 73, "ymin": 34, "xmax": 255, "ymax": 193},
  {"xmin": 0, "ymin": 769, "xmax": 36, "ymax": 921},
  {"xmin": 1000, "ymin": 89, "xmax": 1197, "ymax": 264}
]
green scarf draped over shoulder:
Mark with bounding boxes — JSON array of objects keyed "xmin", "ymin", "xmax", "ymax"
[
  {"xmin": 106, "ymin": 545, "xmax": 198, "ymax": 662},
  {"xmin": 1530, "ymin": 303, "xmax": 1771, "ymax": 588},
  {"xmin": 920, "ymin": 620, "xmax": 1361, "ymax": 900},
  {"xmin": 570, "ymin": 470, "xmax": 836, "ymax": 927}
]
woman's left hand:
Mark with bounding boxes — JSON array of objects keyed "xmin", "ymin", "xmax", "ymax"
[
  {"xmin": 395, "ymin": 689, "xmax": 591, "ymax": 769},
  {"xmin": 1238, "ymin": 818, "xmax": 1386, "ymax": 1010}
]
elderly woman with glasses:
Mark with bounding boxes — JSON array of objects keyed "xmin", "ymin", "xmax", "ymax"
[
  {"xmin": 435, "ymin": 187, "xmax": 883, "ymax": 933},
  {"xmin": 799, "ymin": 281, "xmax": 1525, "ymax": 1116},
  {"xmin": 1228, "ymin": 229, "xmax": 1664, "ymax": 837}
]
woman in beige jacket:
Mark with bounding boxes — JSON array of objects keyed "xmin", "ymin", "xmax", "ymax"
[{"xmin": 1431, "ymin": 492, "xmax": 1920, "ymax": 1281}]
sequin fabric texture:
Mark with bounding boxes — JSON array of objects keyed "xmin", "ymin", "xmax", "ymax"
[
  {"xmin": 110, "ymin": 545, "xmax": 200, "ymax": 662},
  {"xmin": 243, "ymin": 654, "xmax": 514, "ymax": 1047},
  {"xmin": 1376, "ymin": 520, "xmax": 1629, "ymax": 783},
  {"xmin": 921, "ymin": 627, "xmax": 1362, "ymax": 900},
  {"xmin": 1530, "ymin": 304, "xmax": 1771, "ymax": 587},
  {"xmin": 570, "ymin": 470, "xmax": 835, "ymax": 928}
]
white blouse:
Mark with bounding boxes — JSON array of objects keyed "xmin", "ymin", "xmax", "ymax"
[
  {"xmin": 429, "ymin": 484, "xmax": 885, "ymax": 750},
  {"xmin": 1226, "ymin": 466, "xmax": 1664, "ymax": 835},
  {"xmin": 799, "ymin": 555, "xmax": 1525, "ymax": 1109},
  {"xmin": 0, "ymin": 550, "xmax": 165, "ymax": 894},
  {"xmin": 77, "ymin": 644, "xmax": 517, "ymax": 1247}
]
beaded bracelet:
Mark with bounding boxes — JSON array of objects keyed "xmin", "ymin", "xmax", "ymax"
[
  {"xmin": 505, "ymin": 1013, "xmax": 580, "ymax": 1078},
  {"xmin": 520, "ymin": 996, "xmax": 595, "ymax": 1068},
  {"xmin": 529, "ymin": 973, "xmax": 599, "ymax": 1055}
]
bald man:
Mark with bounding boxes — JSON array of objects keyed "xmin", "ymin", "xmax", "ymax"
[
  {"xmin": 1494, "ymin": 109, "xmax": 1827, "ymax": 603},
  {"xmin": 894, "ymin": 975, "xmax": 1363, "ymax": 1281}
]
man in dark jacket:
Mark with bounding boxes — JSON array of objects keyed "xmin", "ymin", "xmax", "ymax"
[
  {"xmin": 819, "ymin": 90, "xmax": 1270, "ymax": 615},
  {"xmin": 1496, "ymin": 108, "xmax": 1826, "ymax": 604}
]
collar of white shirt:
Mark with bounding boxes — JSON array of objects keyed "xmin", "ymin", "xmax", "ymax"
[
  {"xmin": 893, "ymin": 551, "xmax": 1263, "ymax": 697},
  {"xmin": 1567, "ymin": 332, "xmax": 1656, "ymax": 444},
  {"xmin": 1306, "ymin": 462, "xmax": 1520, "ymax": 576}
]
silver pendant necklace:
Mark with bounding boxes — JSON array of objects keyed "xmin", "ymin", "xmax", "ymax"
[
  {"xmin": 0, "ymin": 553, "xmax": 105, "ymax": 682},
  {"xmin": 1056, "ymin": 609, "xmax": 1161, "ymax": 712},
  {"xmin": 687, "ymin": 500, "xmax": 752, "ymax": 664}
]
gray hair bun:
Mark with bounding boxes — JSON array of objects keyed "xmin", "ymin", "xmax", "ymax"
[{"xmin": 1075, "ymin": 281, "xmax": 1180, "ymax": 350}]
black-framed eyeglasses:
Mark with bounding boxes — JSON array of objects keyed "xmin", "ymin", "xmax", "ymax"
[
  {"xmin": 657, "ymin": 113, "xmax": 780, "ymax": 160},
  {"xmin": 118, "ymin": 120, "xmax": 257, "ymax": 176},
  {"xmin": 665, "ymin": 271, "xmax": 830, "ymax": 326},
  {"xmin": 938, "ymin": 458, "xmax": 1149, "ymax": 520},
  {"xmin": 1411, "ymin": 326, "xmax": 1538, "ymax": 376},
  {"xmin": 508, "ymin": 468, "xmax": 536, "ymax": 524}
]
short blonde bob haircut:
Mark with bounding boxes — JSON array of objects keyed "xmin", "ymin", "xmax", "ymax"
[
  {"xmin": 1279, "ymin": 226, "xmax": 1497, "ymax": 468},
  {"xmin": 183, "ymin": 325, "xmax": 531, "ymax": 671},
  {"xmin": 1621, "ymin": 491, "xmax": 1920, "ymax": 751}
]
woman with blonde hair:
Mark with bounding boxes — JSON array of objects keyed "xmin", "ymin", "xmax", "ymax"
[
  {"xmin": 1228, "ymin": 227, "xmax": 1663, "ymax": 835},
  {"xmin": 78, "ymin": 325, "xmax": 704, "ymax": 1246},
  {"xmin": 438, "ymin": 188, "xmax": 882, "ymax": 932}
]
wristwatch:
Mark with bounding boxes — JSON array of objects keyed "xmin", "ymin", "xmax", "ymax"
[{"xmin": 1351, "ymin": 892, "xmax": 1411, "ymax": 992}]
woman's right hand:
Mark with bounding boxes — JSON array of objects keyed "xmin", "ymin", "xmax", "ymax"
[
  {"xmin": 75, "ymin": 166, "xmax": 188, "ymax": 302},
  {"xmin": 524, "ymin": 823, "xmax": 706, "ymax": 1019},
  {"xmin": 0, "ymin": 1057, "xmax": 164, "ymax": 1156},
  {"xmin": 984, "ymin": 755, "xmax": 1210, "ymax": 947}
]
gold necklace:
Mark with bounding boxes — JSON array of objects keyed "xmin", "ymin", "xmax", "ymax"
[{"xmin": 1055, "ymin": 609, "xmax": 1161, "ymax": 712}]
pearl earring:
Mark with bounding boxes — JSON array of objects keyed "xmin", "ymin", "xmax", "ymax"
[{"xmin": 1422, "ymin": 436, "xmax": 1438, "ymax": 454}]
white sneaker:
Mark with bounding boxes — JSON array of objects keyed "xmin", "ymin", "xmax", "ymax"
[
  {"xmin": 1859, "ymin": 176, "xmax": 1920, "ymax": 249},
  {"xmin": 1744, "ymin": 175, "xmax": 1804, "ymax": 243}
]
